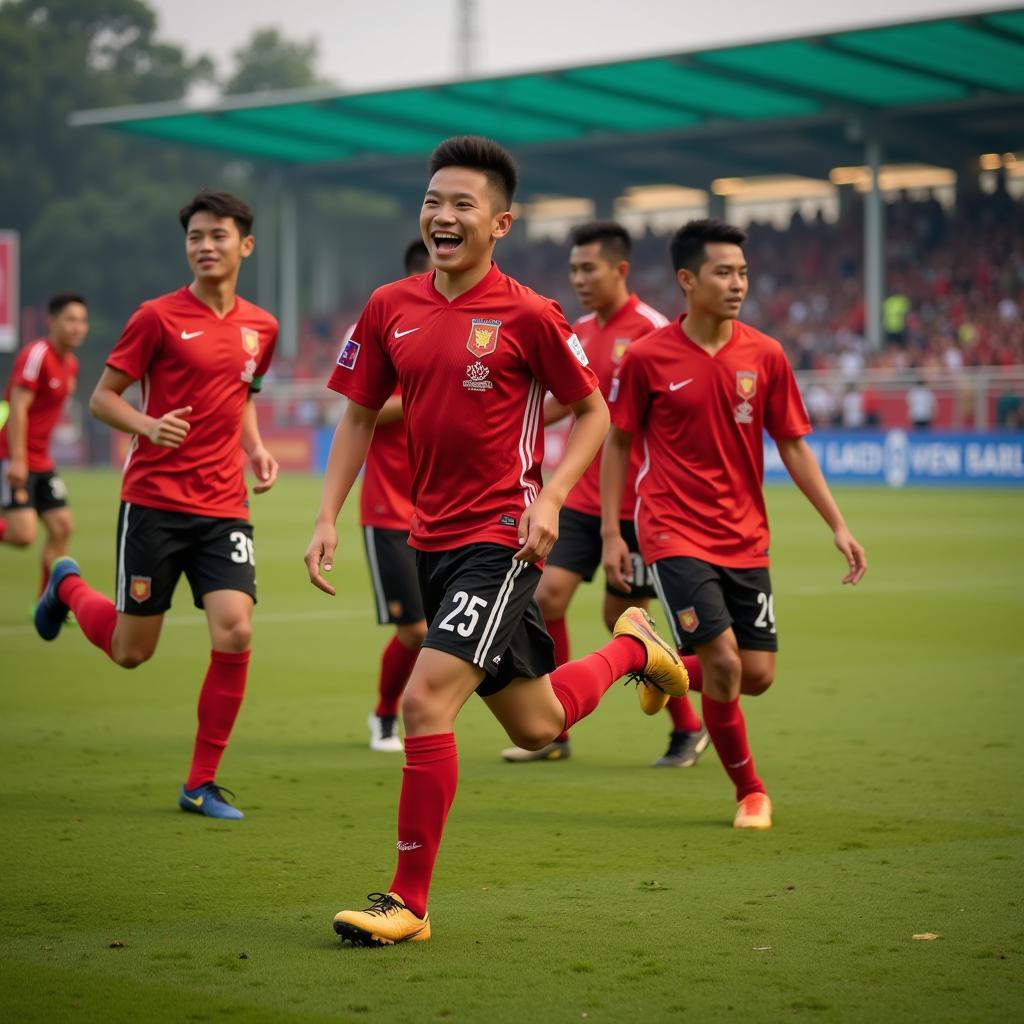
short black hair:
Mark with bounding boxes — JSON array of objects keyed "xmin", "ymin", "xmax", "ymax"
[
  {"xmin": 48, "ymin": 292, "xmax": 86, "ymax": 315},
  {"xmin": 670, "ymin": 218, "xmax": 746, "ymax": 273},
  {"xmin": 404, "ymin": 239, "xmax": 430, "ymax": 275},
  {"xmin": 428, "ymin": 135, "xmax": 518, "ymax": 209},
  {"xmin": 179, "ymin": 190, "xmax": 254, "ymax": 237},
  {"xmin": 569, "ymin": 220, "xmax": 632, "ymax": 263}
]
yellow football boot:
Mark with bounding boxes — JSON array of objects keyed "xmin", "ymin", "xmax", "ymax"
[
  {"xmin": 613, "ymin": 607, "xmax": 689, "ymax": 697},
  {"xmin": 333, "ymin": 892, "xmax": 431, "ymax": 946},
  {"xmin": 638, "ymin": 681, "xmax": 669, "ymax": 715},
  {"xmin": 733, "ymin": 792, "xmax": 772, "ymax": 830}
]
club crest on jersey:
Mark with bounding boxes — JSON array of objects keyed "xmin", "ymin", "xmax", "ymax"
[
  {"xmin": 735, "ymin": 370, "xmax": 757, "ymax": 424},
  {"xmin": 612, "ymin": 339, "xmax": 630, "ymax": 364},
  {"xmin": 467, "ymin": 318, "xmax": 501, "ymax": 358},
  {"xmin": 129, "ymin": 575, "xmax": 152, "ymax": 603},
  {"xmin": 240, "ymin": 327, "xmax": 260, "ymax": 357},
  {"xmin": 337, "ymin": 338, "xmax": 360, "ymax": 370},
  {"xmin": 677, "ymin": 606, "xmax": 699, "ymax": 633},
  {"xmin": 463, "ymin": 361, "xmax": 493, "ymax": 392}
]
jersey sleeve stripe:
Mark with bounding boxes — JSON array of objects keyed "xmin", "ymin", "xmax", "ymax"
[
  {"xmin": 22, "ymin": 341, "xmax": 49, "ymax": 382},
  {"xmin": 636, "ymin": 304, "xmax": 669, "ymax": 329},
  {"xmin": 516, "ymin": 379, "xmax": 543, "ymax": 508}
]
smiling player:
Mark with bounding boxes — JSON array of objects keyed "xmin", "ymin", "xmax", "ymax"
[
  {"xmin": 34, "ymin": 190, "xmax": 279, "ymax": 821},
  {"xmin": 306, "ymin": 136, "xmax": 687, "ymax": 946}
]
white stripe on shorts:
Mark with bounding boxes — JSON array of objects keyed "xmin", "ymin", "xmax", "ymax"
[
  {"xmin": 649, "ymin": 562, "xmax": 684, "ymax": 651},
  {"xmin": 115, "ymin": 502, "xmax": 132, "ymax": 612},
  {"xmin": 473, "ymin": 558, "xmax": 526, "ymax": 667},
  {"xmin": 363, "ymin": 525, "xmax": 389, "ymax": 624}
]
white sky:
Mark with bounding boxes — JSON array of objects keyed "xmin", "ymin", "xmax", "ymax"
[{"xmin": 152, "ymin": 0, "xmax": 1022, "ymax": 97}]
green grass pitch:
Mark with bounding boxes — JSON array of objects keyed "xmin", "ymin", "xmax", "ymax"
[{"xmin": 1, "ymin": 471, "xmax": 1021, "ymax": 1023}]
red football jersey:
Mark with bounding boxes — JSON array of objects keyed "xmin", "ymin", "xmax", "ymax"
[
  {"xmin": 563, "ymin": 295, "xmax": 667, "ymax": 519},
  {"xmin": 339, "ymin": 322, "xmax": 415, "ymax": 531},
  {"xmin": 328, "ymin": 264, "xmax": 599, "ymax": 552},
  {"xmin": 0, "ymin": 339, "xmax": 78, "ymax": 471},
  {"xmin": 610, "ymin": 316, "xmax": 810, "ymax": 568},
  {"xmin": 107, "ymin": 287, "xmax": 277, "ymax": 519}
]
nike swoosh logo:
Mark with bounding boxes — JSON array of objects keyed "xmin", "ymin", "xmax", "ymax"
[
  {"xmin": 393, "ymin": 328, "xmax": 419, "ymax": 338},
  {"xmin": 669, "ymin": 379, "xmax": 694, "ymax": 391},
  {"xmin": 182, "ymin": 794, "xmax": 204, "ymax": 807},
  {"xmin": 181, "ymin": 330, "xmax": 203, "ymax": 340}
]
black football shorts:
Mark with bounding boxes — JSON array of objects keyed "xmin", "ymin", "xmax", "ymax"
[{"xmin": 362, "ymin": 525, "xmax": 426, "ymax": 625}]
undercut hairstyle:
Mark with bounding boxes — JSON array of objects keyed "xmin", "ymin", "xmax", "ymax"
[
  {"xmin": 178, "ymin": 190, "xmax": 254, "ymax": 237},
  {"xmin": 48, "ymin": 292, "xmax": 87, "ymax": 315},
  {"xmin": 570, "ymin": 221, "xmax": 632, "ymax": 264},
  {"xmin": 670, "ymin": 218, "xmax": 747, "ymax": 273},
  {"xmin": 428, "ymin": 135, "xmax": 518, "ymax": 209},
  {"xmin": 404, "ymin": 239, "xmax": 431, "ymax": 275}
]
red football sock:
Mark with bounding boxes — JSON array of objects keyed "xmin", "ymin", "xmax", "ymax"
[
  {"xmin": 701, "ymin": 694, "xmax": 765, "ymax": 801},
  {"xmin": 375, "ymin": 635, "xmax": 419, "ymax": 717},
  {"xmin": 545, "ymin": 617, "xmax": 570, "ymax": 666},
  {"xmin": 57, "ymin": 574, "xmax": 116, "ymax": 659},
  {"xmin": 683, "ymin": 655, "xmax": 703, "ymax": 692},
  {"xmin": 185, "ymin": 649, "xmax": 251, "ymax": 789},
  {"xmin": 667, "ymin": 695, "xmax": 702, "ymax": 732},
  {"xmin": 40, "ymin": 562, "xmax": 51, "ymax": 598},
  {"xmin": 389, "ymin": 732, "xmax": 458, "ymax": 919},
  {"xmin": 549, "ymin": 635, "xmax": 644, "ymax": 731}
]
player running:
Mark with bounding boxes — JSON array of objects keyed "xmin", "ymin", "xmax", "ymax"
[
  {"xmin": 33, "ymin": 190, "xmax": 279, "ymax": 821},
  {"xmin": 0, "ymin": 293, "xmax": 87, "ymax": 598},
  {"xmin": 500, "ymin": 221, "xmax": 708, "ymax": 767},
  {"xmin": 602, "ymin": 218, "xmax": 866, "ymax": 830},
  {"xmin": 305, "ymin": 136, "xmax": 688, "ymax": 946},
  {"xmin": 361, "ymin": 240, "xmax": 431, "ymax": 752}
]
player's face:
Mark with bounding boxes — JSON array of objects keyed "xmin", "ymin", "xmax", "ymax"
[
  {"xmin": 185, "ymin": 212, "xmax": 254, "ymax": 283},
  {"xmin": 679, "ymin": 242, "xmax": 748, "ymax": 319},
  {"xmin": 421, "ymin": 167, "xmax": 512, "ymax": 276},
  {"xmin": 569, "ymin": 242, "xmax": 628, "ymax": 312},
  {"xmin": 48, "ymin": 302, "xmax": 89, "ymax": 350}
]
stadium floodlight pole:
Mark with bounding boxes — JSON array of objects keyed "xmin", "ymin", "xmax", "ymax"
[
  {"xmin": 279, "ymin": 183, "xmax": 299, "ymax": 360},
  {"xmin": 864, "ymin": 136, "xmax": 885, "ymax": 352}
]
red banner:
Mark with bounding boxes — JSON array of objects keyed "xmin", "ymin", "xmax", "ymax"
[{"xmin": 0, "ymin": 231, "xmax": 18, "ymax": 352}]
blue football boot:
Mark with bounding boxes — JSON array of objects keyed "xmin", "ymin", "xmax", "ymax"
[
  {"xmin": 178, "ymin": 782, "xmax": 245, "ymax": 820},
  {"xmin": 34, "ymin": 556, "xmax": 81, "ymax": 641}
]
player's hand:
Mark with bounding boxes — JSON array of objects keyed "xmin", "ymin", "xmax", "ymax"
[
  {"xmin": 5, "ymin": 457, "xmax": 27, "ymax": 490},
  {"xmin": 601, "ymin": 533, "xmax": 633, "ymax": 593},
  {"xmin": 146, "ymin": 406, "xmax": 192, "ymax": 448},
  {"xmin": 834, "ymin": 525, "xmax": 867, "ymax": 585},
  {"xmin": 249, "ymin": 445, "xmax": 279, "ymax": 494},
  {"xmin": 304, "ymin": 521, "xmax": 339, "ymax": 596},
  {"xmin": 514, "ymin": 493, "xmax": 559, "ymax": 563}
]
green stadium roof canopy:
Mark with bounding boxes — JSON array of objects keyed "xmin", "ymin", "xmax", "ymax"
[{"xmin": 72, "ymin": 10, "xmax": 1024, "ymax": 197}]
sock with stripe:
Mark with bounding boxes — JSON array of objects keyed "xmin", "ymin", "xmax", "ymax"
[
  {"xmin": 550, "ymin": 635, "xmax": 644, "ymax": 730},
  {"xmin": 186, "ymin": 649, "xmax": 251, "ymax": 789},
  {"xmin": 701, "ymin": 694, "xmax": 765, "ymax": 801},
  {"xmin": 389, "ymin": 732, "xmax": 458, "ymax": 919},
  {"xmin": 375, "ymin": 635, "xmax": 419, "ymax": 717},
  {"xmin": 57, "ymin": 574, "xmax": 116, "ymax": 659}
]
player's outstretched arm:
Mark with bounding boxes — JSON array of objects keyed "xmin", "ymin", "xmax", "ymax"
[
  {"xmin": 90, "ymin": 367, "xmax": 192, "ymax": 448},
  {"xmin": 304, "ymin": 399, "xmax": 378, "ymax": 595},
  {"xmin": 240, "ymin": 397, "xmax": 279, "ymax": 494},
  {"xmin": 776, "ymin": 436, "xmax": 867, "ymax": 585},
  {"xmin": 599, "ymin": 425, "xmax": 634, "ymax": 592},
  {"xmin": 515, "ymin": 389, "xmax": 608, "ymax": 563}
]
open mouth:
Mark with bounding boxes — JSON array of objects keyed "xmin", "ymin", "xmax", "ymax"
[{"xmin": 432, "ymin": 232, "xmax": 463, "ymax": 257}]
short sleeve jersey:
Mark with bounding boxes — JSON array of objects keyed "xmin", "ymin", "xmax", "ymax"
[
  {"xmin": 610, "ymin": 316, "xmax": 810, "ymax": 568},
  {"xmin": 339, "ymin": 321, "xmax": 415, "ymax": 531},
  {"xmin": 107, "ymin": 287, "xmax": 278, "ymax": 520},
  {"xmin": 0, "ymin": 339, "xmax": 78, "ymax": 471},
  {"xmin": 328, "ymin": 264, "xmax": 599, "ymax": 552},
  {"xmin": 563, "ymin": 295, "xmax": 667, "ymax": 519}
]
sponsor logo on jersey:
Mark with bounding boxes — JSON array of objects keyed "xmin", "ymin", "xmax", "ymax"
[
  {"xmin": 241, "ymin": 357, "xmax": 258, "ymax": 384},
  {"xmin": 463, "ymin": 361, "xmax": 493, "ymax": 392},
  {"xmin": 337, "ymin": 338, "xmax": 361, "ymax": 370},
  {"xmin": 130, "ymin": 575, "xmax": 152, "ymax": 603},
  {"xmin": 677, "ymin": 606, "xmax": 699, "ymax": 633},
  {"xmin": 241, "ymin": 327, "xmax": 260, "ymax": 357},
  {"xmin": 566, "ymin": 333, "xmax": 589, "ymax": 366},
  {"xmin": 467, "ymin": 318, "xmax": 501, "ymax": 358},
  {"xmin": 735, "ymin": 370, "xmax": 757, "ymax": 424}
]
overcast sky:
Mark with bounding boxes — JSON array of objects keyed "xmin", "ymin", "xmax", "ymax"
[{"xmin": 152, "ymin": 0, "xmax": 1021, "ymax": 98}]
